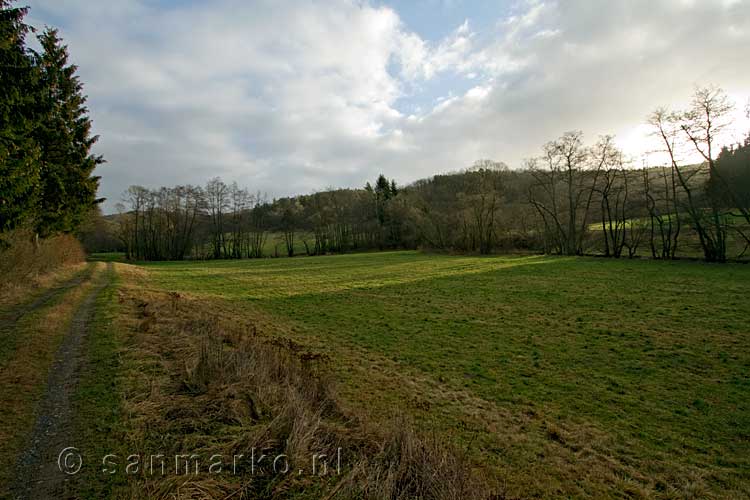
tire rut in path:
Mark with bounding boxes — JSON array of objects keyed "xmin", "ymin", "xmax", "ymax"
[{"xmin": 11, "ymin": 263, "xmax": 113, "ymax": 500}]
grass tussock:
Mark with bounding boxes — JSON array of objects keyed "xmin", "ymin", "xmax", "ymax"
[
  {"xmin": 114, "ymin": 275, "xmax": 494, "ymax": 499},
  {"xmin": 342, "ymin": 422, "xmax": 489, "ymax": 500},
  {"xmin": 0, "ymin": 228, "xmax": 85, "ymax": 303}
]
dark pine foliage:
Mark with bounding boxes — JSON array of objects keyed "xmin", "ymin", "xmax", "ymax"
[
  {"xmin": 0, "ymin": 1, "xmax": 102, "ymax": 237},
  {"xmin": 34, "ymin": 28, "xmax": 103, "ymax": 236},
  {"xmin": 0, "ymin": 0, "xmax": 40, "ymax": 232},
  {"xmin": 711, "ymin": 134, "xmax": 750, "ymax": 210}
]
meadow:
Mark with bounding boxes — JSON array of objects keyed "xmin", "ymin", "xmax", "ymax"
[{"xmin": 138, "ymin": 251, "xmax": 750, "ymax": 497}]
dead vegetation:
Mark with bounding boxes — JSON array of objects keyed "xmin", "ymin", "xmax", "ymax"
[
  {"xmin": 113, "ymin": 266, "xmax": 496, "ymax": 499},
  {"xmin": 0, "ymin": 228, "xmax": 86, "ymax": 306}
]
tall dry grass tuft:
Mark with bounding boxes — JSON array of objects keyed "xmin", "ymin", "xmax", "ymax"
[
  {"xmin": 182, "ymin": 317, "xmax": 345, "ymax": 480},
  {"xmin": 115, "ymin": 284, "xmax": 496, "ymax": 499},
  {"xmin": 344, "ymin": 422, "xmax": 492, "ymax": 500}
]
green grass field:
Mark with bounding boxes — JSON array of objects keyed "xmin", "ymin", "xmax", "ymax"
[{"xmin": 140, "ymin": 251, "xmax": 750, "ymax": 496}]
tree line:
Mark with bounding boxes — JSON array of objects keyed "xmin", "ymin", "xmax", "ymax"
[
  {"xmin": 115, "ymin": 174, "xmax": 406, "ymax": 260},
  {"xmin": 112, "ymin": 86, "xmax": 749, "ymax": 263},
  {"xmin": 0, "ymin": 1, "xmax": 102, "ymax": 243}
]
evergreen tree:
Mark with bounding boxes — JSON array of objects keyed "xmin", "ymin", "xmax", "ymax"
[
  {"xmin": 0, "ymin": 0, "xmax": 40, "ymax": 232},
  {"xmin": 711, "ymin": 134, "xmax": 750, "ymax": 209},
  {"xmin": 375, "ymin": 173, "xmax": 391, "ymax": 200},
  {"xmin": 33, "ymin": 28, "xmax": 102, "ymax": 236}
]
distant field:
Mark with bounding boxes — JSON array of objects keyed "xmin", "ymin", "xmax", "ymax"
[
  {"xmin": 88, "ymin": 252, "xmax": 126, "ymax": 262},
  {"xmin": 587, "ymin": 212, "xmax": 750, "ymax": 260},
  {"xmin": 262, "ymin": 230, "xmax": 315, "ymax": 256},
  {"xmin": 141, "ymin": 251, "xmax": 750, "ymax": 496}
]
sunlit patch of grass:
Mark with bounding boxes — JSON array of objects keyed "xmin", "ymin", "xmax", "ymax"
[{"xmin": 144, "ymin": 251, "xmax": 559, "ymax": 299}]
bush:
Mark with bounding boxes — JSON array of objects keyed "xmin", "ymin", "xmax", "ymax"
[{"xmin": 0, "ymin": 228, "xmax": 85, "ymax": 286}]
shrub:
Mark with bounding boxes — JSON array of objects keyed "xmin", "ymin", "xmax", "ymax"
[{"xmin": 0, "ymin": 228, "xmax": 85, "ymax": 287}]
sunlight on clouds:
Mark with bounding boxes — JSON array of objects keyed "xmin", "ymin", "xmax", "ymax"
[
  {"xmin": 465, "ymin": 85, "xmax": 491, "ymax": 100},
  {"xmin": 616, "ymin": 92, "xmax": 750, "ymax": 168}
]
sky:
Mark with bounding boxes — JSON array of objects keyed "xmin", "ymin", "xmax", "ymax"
[{"xmin": 24, "ymin": 0, "xmax": 750, "ymax": 213}]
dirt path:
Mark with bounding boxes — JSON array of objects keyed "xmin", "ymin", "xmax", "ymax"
[
  {"xmin": 0, "ymin": 265, "xmax": 95, "ymax": 335},
  {"xmin": 11, "ymin": 263, "xmax": 113, "ymax": 500}
]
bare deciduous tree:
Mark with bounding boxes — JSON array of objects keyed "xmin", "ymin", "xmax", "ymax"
[{"xmin": 529, "ymin": 131, "xmax": 603, "ymax": 255}]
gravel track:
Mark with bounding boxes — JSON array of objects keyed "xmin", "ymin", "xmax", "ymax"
[{"xmin": 10, "ymin": 263, "xmax": 113, "ymax": 500}]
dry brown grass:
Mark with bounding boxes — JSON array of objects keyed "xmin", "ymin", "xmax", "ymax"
[
  {"xmin": 0, "ymin": 228, "xmax": 86, "ymax": 307},
  {"xmin": 112, "ymin": 266, "xmax": 496, "ymax": 499},
  {"xmin": 340, "ymin": 422, "xmax": 488, "ymax": 500}
]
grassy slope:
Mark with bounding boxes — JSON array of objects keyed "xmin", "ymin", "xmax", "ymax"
[
  {"xmin": 141, "ymin": 251, "xmax": 750, "ymax": 496},
  {"xmin": 262, "ymin": 230, "xmax": 315, "ymax": 256}
]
